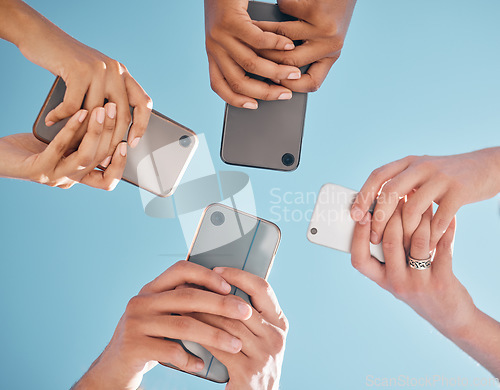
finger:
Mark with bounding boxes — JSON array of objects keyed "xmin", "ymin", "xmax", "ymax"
[
  {"xmin": 279, "ymin": 56, "xmax": 337, "ymax": 93},
  {"xmin": 57, "ymin": 107, "xmax": 105, "ymax": 177},
  {"xmin": 142, "ymin": 260, "xmax": 233, "ymax": 296},
  {"xmin": 142, "ymin": 315, "xmax": 243, "ymax": 354},
  {"xmin": 432, "ymin": 217, "xmax": 456, "ymax": 274},
  {"xmin": 409, "ymin": 205, "xmax": 433, "ymax": 261},
  {"xmin": 106, "ymin": 77, "xmax": 132, "ymax": 154},
  {"xmin": 95, "ymin": 102, "xmax": 117, "ymax": 168},
  {"xmin": 141, "ymin": 288, "xmax": 252, "ymax": 321},
  {"xmin": 79, "ymin": 141, "xmax": 127, "ymax": 191},
  {"xmin": 208, "ymin": 53, "xmax": 258, "ymax": 109},
  {"xmin": 382, "ymin": 199, "xmax": 408, "ymax": 281},
  {"xmin": 430, "ymin": 196, "xmax": 460, "ymax": 250},
  {"xmin": 351, "ymin": 213, "xmax": 385, "ymax": 286},
  {"xmin": 38, "ymin": 110, "xmax": 88, "ymax": 167},
  {"xmin": 351, "ymin": 156, "xmax": 417, "ymax": 222},
  {"xmin": 142, "ymin": 337, "xmax": 205, "ymax": 373},
  {"xmin": 212, "ymin": 268, "xmax": 286, "ymax": 330},
  {"xmin": 235, "ymin": 20, "xmax": 296, "ymax": 50},
  {"xmin": 45, "ymin": 78, "xmax": 89, "ymax": 126},
  {"xmin": 197, "ymin": 344, "xmax": 245, "ymax": 371},
  {"xmin": 124, "ymin": 73, "xmax": 153, "ymax": 147},
  {"xmin": 214, "ymin": 48, "xmax": 294, "ymax": 102},
  {"xmin": 253, "ymin": 20, "xmax": 316, "ymax": 41},
  {"xmin": 371, "ymin": 167, "xmax": 428, "ymax": 244}
]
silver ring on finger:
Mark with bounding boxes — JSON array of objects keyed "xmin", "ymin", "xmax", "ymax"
[{"xmin": 407, "ymin": 254, "xmax": 433, "ymax": 270}]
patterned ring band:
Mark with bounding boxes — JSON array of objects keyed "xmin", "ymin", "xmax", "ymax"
[{"xmin": 407, "ymin": 255, "xmax": 433, "ymax": 270}]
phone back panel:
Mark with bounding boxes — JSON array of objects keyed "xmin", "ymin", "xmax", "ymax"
[
  {"xmin": 307, "ymin": 183, "xmax": 385, "ymax": 263},
  {"xmin": 162, "ymin": 204, "xmax": 281, "ymax": 383},
  {"xmin": 221, "ymin": 1, "xmax": 308, "ymax": 171},
  {"xmin": 33, "ymin": 77, "xmax": 198, "ymax": 197}
]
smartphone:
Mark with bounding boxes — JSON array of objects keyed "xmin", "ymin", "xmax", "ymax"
[
  {"xmin": 33, "ymin": 77, "xmax": 198, "ymax": 197},
  {"xmin": 307, "ymin": 183, "xmax": 385, "ymax": 263},
  {"xmin": 220, "ymin": 1, "xmax": 310, "ymax": 172},
  {"xmin": 161, "ymin": 203, "xmax": 281, "ymax": 383}
]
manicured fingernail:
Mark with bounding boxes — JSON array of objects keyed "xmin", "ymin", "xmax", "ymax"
[
  {"xmin": 359, "ymin": 212, "xmax": 371, "ymax": 225},
  {"xmin": 120, "ymin": 143, "xmax": 127, "ymax": 157},
  {"xmin": 213, "ymin": 267, "xmax": 224, "ymax": 274},
  {"xmin": 351, "ymin": 206, "xmax": 364, "ymax": 221},
  {"xmin": 370, "ymin": 231, "xmax": 379, "ymax": 244},
  {"xmin": 284, "ymin": 43, "xmax": 294, "ymax": 50},
  {"xmin": 45, "ymin": 120, "xmax": 55, "ymax": 127},
  {"xmin": 100, "ymin": 156, "xmax": 112, "ymax": 168},
  {"xmin": 231, "ymin": 338, "xmax": 243, "ymax": 352},
  {"xmin": 194, "ymin": 361, "xmax": 205, "ymax": 371},
  {"xmin": 221, "ymin": 280, "xmax": 231, "ymax": 293},
  {"xmin": 287, "ymin": 72, "xmax": 301, "ymax": 80},
  {"xmin": 106, "ymin": 103, "xmax": 116, "ymax": 119},
  {"xmin": 243, "ymin": 102, "xmax": 258, "ymax": 110},
  {"xmin": 238, "ymin": 303, "xmax": 251, "ymax": 317},
  {"xmin": 78, "ymin": 110, "xmax": 88, "ymax": 123},
  {"xmin": 96, "ymin": 107, "xmax": 105, "ymax": 124},
  {"xmin": 278, "ymin": 92, "xmax": 293, "ymax": 100},
  {"xmin": 130, "ymin": 137, "xmax": 141, "ymax": 148}
]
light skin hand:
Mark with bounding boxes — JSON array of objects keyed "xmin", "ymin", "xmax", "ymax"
[
  {"xmin": 352, "ymin": 201, "xmax": 500, "ymax": 376},
  {"xmin": 0, "ymin": 0, "xmax": 152, "ymax": 155},
  {"xmin": 190, "ymin": 267, "xmax": 288, "ymax": 390},
  {"xmin": 254, "ymin": 0, "xmax": 357, "ymax": 92},
  {"xmin": 205, "ymin": 0, "xmax": 302, "ymax": 108},
  {"xmin": 351, "ymin": 148, "xmax": 500, "ymax": 249},
  {"xmin": 71, "ymin": 261, "xmax": 253, "ymax": 390},
  {"xmin": 0, "ymin": 104, "xmax": 127, "ymax": 191}
]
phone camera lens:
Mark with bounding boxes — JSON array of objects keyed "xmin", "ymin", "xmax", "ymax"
[
  {"xmin": 179, "ymin": 135, "xmax": 192, "ymax": 148},
  {"xmin": 310, "ymin": 228, "xmax": 317, "ymax": 235},
  {"xmin": 210, "ymin": 211, "xmax": 225, "ymax": 226},
  {"xmin": 281, "ymin": 153, "xmax": 295, "ymax": 167}
]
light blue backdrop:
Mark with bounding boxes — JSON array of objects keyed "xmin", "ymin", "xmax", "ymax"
[{"xmin": 0, "ymin": 1, "xmax": 499, "ymax": 389}]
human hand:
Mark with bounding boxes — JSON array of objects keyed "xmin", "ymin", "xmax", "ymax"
[
  {"xmin": 254, "ymin": 0, "xmax": 356, "ymax": 92},
  {"xmin": 351, "ymin": 148, "xmax": 500, "ymax": 249},
  {"xmin": 205, "ymin": 0, "xmax": 303, "ymax": 108},
  {"xmin": 72, "ymin": 261, "xmax": 253, "ymax": 390},
  {"xmin": 190, "ymin": 267, "xmax": 288, "ymax": 390},
  {"xmin": 351, "ymin": 200, "xmax": 477, "ymax": 339},
  {"xmin": 0, "ymin": 103, "xmax": 127, "ymax": 191}
]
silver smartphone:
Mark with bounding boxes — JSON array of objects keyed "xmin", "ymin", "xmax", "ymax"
[
  {"xmin": 221, "ymin": 1, "xmax": 309, "ymax": 172},
  {"xmin": 33, "ymin": 77, "xmax": 198, "ymax": 197},
  {"xmin": 161, "ymin": 203, "xmax": 281, "ymax": 383},
  {"xmin": 307, "ymin": 183, "xmax": 385, "ymax": 263}
]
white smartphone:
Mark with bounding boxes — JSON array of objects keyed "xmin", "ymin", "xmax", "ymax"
[{"xmin": 307, "ymin": 183, "xmax": 385, "ymax": 263}]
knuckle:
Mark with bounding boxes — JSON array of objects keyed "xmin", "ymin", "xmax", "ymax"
[
  {"xmin": 411, "ymin": 235, "xmax": 429, "ymax": 253},
  {"xmin": 125, "ymin": 295, "xmax": 143, "ymax": 314},
  {"xmin": 240, "ymin": 57, "xmax": 257, "ymax": 74},
  {"xmin": 280, "ymin": 313, "xmax": 290, "ymax": 333},
  {"xmin": 382, "ymin": 239, "xmax": 399, "ymax": 256},
  {"xmin": 369, "ymin": 166, "xmax": 385, "ymax": 182},
  {"xmin": 63, "ymin": 101, "xmax": 81, "ymax": 115},
  {"xmin": 269, "ymin": 328, "xmax": 286, "ymax": 351},
  {"xmin": 227, "ymin": 78, "xmax": 243, "ymax": 94},
  {"xmin": 168, "ymin": 344, "xmax": 188, "ymax": 368},
  {"xmin": 172, "ymin": 315, "xmax": 193, "ymax": 333},
  {"xmin": 77, "ymin": 153, "xmax": 94, "ymax": 168}
]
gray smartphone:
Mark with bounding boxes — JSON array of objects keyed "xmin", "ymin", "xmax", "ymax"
[
  {"xmin": 161, "ymin": 203, "xmax": 281, "ymax": 383},
  {"xmin": 33, "ymin": 77, "xmax": 198, "ymax": 197},
  {"xmin": 221, "ymin": 1, "xmax": 309, "ymax": 171}
]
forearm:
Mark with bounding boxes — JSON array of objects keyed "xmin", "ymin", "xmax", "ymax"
[
  {"xmin": 476, "ymin": 146, "xmax": 500, "ymax": 196},
  {"xmin": 0, "ymin": 0, "xmax": 49, "ymax": 47}
]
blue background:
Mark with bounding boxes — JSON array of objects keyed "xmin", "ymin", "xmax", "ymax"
[{"xmin": 0, "ymin": 0, "xmax": 499, "ymax": 389}]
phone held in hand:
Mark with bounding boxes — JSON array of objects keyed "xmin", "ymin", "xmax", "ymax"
[
  {"xmin": 221, "ymin": 1, "xmax": 310, "ymax": 172},
  {"xmin": 161, "ymin": 203, "xmax": 281, "ymax": 383},
  {"xmin": 33, "ymin": 77, "xmax": 198, "ymax": 197},
  {"xmin": 307, "ymin": 183, "xmax": 385, "ymax": 263}
]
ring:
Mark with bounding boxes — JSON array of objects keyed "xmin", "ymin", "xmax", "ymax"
[{"xmin": 407, "ymin": 254, "xmax": 433, "ymax": 270}]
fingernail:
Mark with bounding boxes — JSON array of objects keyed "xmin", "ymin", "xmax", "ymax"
[
  {"xmin": 278, "ymin": 92, "xmax": 293, "ymax": 100},
  {"xmin": 287, "ymin": 72, "xmax": 301, "ymax": 80},
  {"xmin": 231, "ymin": 338, "xmax": 243, "ymax": 352},
  {"xmin": 100, "ymin": 156, "xmax": 112, "ymax": 168},
  {"xmin": 194, "ymin": 361, "xmax": 205, "ymax": 371},
  {"xmin": 130, "ymin": 137, "xmax": 141, "ymax": 148},
  {"xmin": 351, "ymin": 206, "xmax": 364, "ymax": 221},
  {"xmin": 370, "ymin": 231, "xmax": 379, "ymax": 244},
  {"xmin": 96, "ymin": 107, "xmax": 105, "ymax": 124},
  {"xmin": 243, "ymin": 102, "xmax": 258, "ymax": 110},
  {"xmin": 78, "ymin": 110, "xmax": 88, "ymax": 123},
  {"xmin": 213, "ymin": 267, "xmax": 224, "ymax": 274},
  {"xmin": 106, "ymin": 103, "xmax": 116, "ymax": 119},
  {"xmin": 284, "ymin": 43, "xmax": 295, "ymax": 50},
  {"xmin": 221, "ymin": 280, "xmax": 231, "ymax": 293},
  {"xmin": 359, "ymin": 212, "xmax": 371, "ymax": 225},
  {"xmin": 238, "ymin": 302, "xmax": 251, "ymax": 316},
  {"xmin": 45, "ymin": 120, "xmax": 55, "ymax": 127},
  {"xmin": 120, "ymin": 143, "xmax": 127, "ymax": 157}
]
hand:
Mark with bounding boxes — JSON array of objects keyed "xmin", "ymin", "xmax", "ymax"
[
  {"xmin": 351, "ymin": 148, "xmax": 500, "ymax": 249},
  {"xmin": 1, "ymin": 0, "xmax": 152, "ymax": 155},
  {"xmin": 254, "ymin": 0, "xmax": 357, "ymax": 92},
  {"xmin": 351, "ymin": 200, "xmax": 477, "ymax": 338},
  {"xmin": 72, "ymin": 261, "xmax": 253, "ymax": 390},
  {"xmin": 205, "ymin": 0, "xmax": 303, "ymax": 108},
  {"xmin": 191, "ymin": 268, "xmax": 288, "ymax": 390},
  {"xmin": 0, "ymin": 103, "xmax": 127, "ymax": 191}
]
